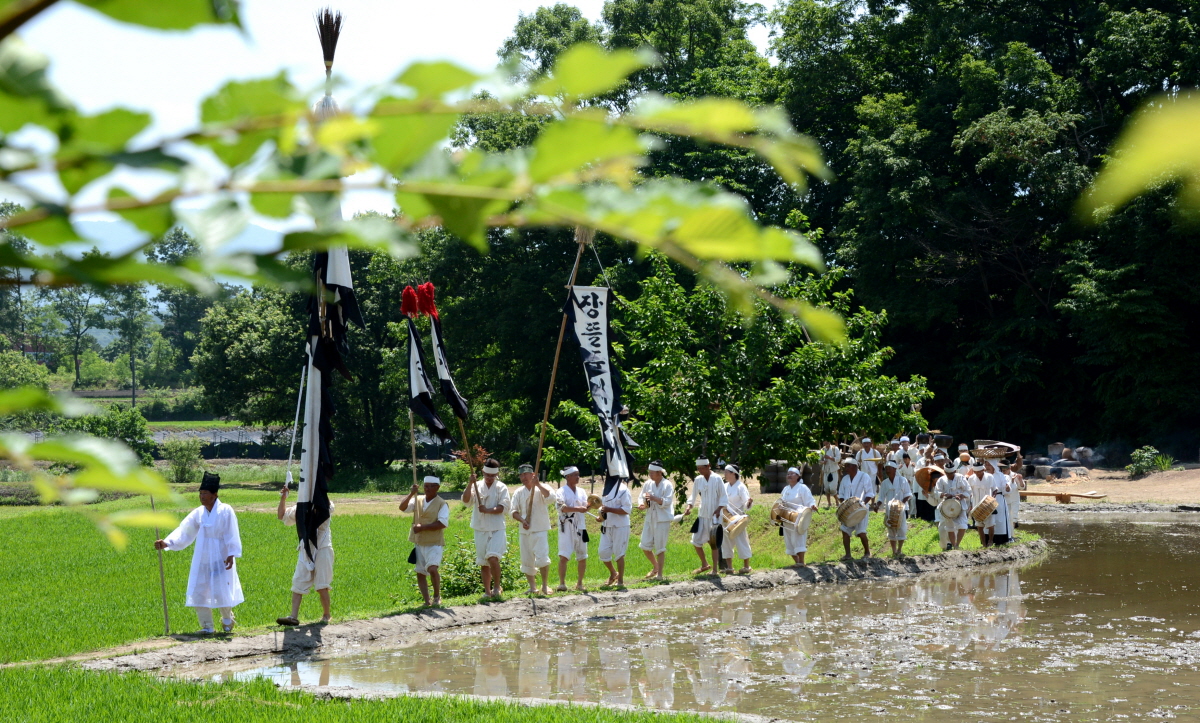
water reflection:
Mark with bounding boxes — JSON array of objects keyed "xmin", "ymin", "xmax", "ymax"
[{"xmin": 226, "ymin": 520, "xmax": 1200, "ymax": 721}]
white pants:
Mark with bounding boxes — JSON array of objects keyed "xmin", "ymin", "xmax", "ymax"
[
  {"xmin": 691, "ymin": 517, "xmax": 718, "ymax": 548},
  {"xmin": 473, "ymin": 528, "xmax": 507, "ymax": 566},
  {"xmin": 415, "ymin": 544, "xmax": 443, "ymax": 576},
  {"xmin": 640, "ymin": 520, "xmax": 670, "ymax": 554},
  {"xmin": 520, "ymin": 530, "xmax": 551, "ymax": 574},
  {"xmin": 558, "ymin": 519, "xmax": 588, "ymax": 559},
  {"xmin": 840, "ymin": 516, "xmax": 869, "ymax": 536},
  {"xmin": 783, "ymin": 528, "xmax": 809, "ymax": 555},
  {"xmin": 195, "ymin": 606, "xmax": 233, "ymax": 630},
  {"xmin": 721, "ymin": 529, "xmax": 751, "ymax": 560},
  {"xmin": 887, "ymin": 514, "xmax": 908, "ymax": 541},
  {"xmin": 291, "ymin": 546, "xmax": 334, "ymax": 594},
  {"xmin": 599, "ymin": 525, "xmax": 629, "ymax": 562}
]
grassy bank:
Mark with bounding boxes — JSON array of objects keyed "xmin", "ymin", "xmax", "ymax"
[
  {"xmin": 0, "ymin": 666, "xmax": 708, "ymax": 723},
  {"xmin": 0, "ymin": 488, "xmax": 1033, "ymax": 663}
]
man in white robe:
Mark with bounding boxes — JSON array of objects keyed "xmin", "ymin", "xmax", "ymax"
[
  {"xmin": 154, "ymin": 473, "xmax": 243, "ymax": 634},
  {"xmin": 599, "ymin": 477, "xmax": 632, "ymax": 587},
  {"xmin": 879, "ymin": 461, "xmax": 912, "ymax": 558},
  {"xmin": 780, "ymin": 466, "xmax": 817, "ymax": 565},
  {"xmin": 720, "ymin": 464, "xmax": 753, "ymax": 574},
  {"xmin": 855, "ymin": 438, "xmax": 884, "ymax": 486},
  {"xmin": 555, "ymin": 466, "xmax": 589, "ymax": 592},
  {"xmin": 462, "ymin": 458, "xmax": 511, "ymax": 599},
  {"xmin": 684, "ymin": 457, "xmax": 727, "ymax": 575},
  {"xmin": 837, "ymin": 459, "xmax": 874, "ymax": 559},
  {"xmin": 399, "ymin": 475, "xmax": 450, "ymax": 607},
  {"xmin": 819, "ymin": 441, "xmax": 840, "ymax": 506},
  {"xmin": 512, "ymin": 463, "xmax": 555, "ymax": 596},
  {"xmin": 276, "ymin": 484, "xmax": 334, "ymax": 626},
  {"xmin": 934, "ymin": 456, "xmax": 971, "ymax": 550},
  {"xmin": 638, "ymin": 460, "xmax": 675, "ymax": 581},
  {"xmin": 967, "ymin": 462, "xmax": 1002, "ymax": 548},
  {"xmin": 1002, "ymin": 459, "xmax": 1024, "ymax": 540}
]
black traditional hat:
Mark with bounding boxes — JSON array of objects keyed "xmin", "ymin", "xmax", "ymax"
[{"xmin": 199, "ymin": 472, "xmax": 220, "ymax": 493}]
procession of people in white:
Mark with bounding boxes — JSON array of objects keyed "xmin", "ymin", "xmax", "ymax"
[{"xmin": 153, "ymin": 438, "xmax": 1023, "ymax": 631}]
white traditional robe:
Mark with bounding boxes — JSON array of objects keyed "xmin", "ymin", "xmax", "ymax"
[{"xmin": 163, "ymin": 501, "xmax": 244, "ymax": 609}]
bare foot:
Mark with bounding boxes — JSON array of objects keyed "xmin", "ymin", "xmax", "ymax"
[
  {"xmin": 575, "ymin": 584, "xmax": 587, "ymax": 593},
  {"xmin": 693, "ymin": 565, "xmax": 712, "ymax": 575},
  {"xmin": 540, "ymin": 587, "xmax": 551, "ymax": 596}
]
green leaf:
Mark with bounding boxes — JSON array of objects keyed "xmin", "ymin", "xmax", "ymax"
[
  {"xmin": 0, "ymin": 37, "xmax": 71, "ymax": 132},
  {"xmin": 14, "ymin": 208, "xmax": 76, "ymax": 245},
  {"xmin": 798, "ymin": 305, "xmax": 847, "ymax": 344},
  {"xmin": 282, "ymin": 216, "xmax": 419, "ymax": 258},
  {"xmin": 528, "ymin": 117, "xmax": 645, "ymax": 182},
  {"xmin": 108, "ymin": 187, "xmax": 174, "ymax": 236},
  {"xmin": 62, "ymin": 108, "xmax": 150, "ymax": 155},
  {"xmin": 59, "ymin": 158, "xmax": 114, "ymax": 195},
  {"xmin": 534, "ymin": 44, "xmax": 654, "ymax": 101},
  {"xmin": 249, "ymin": 191, "xmax": 295, "ymax": 219},
  {"xmin": 424, "ymin": 195, "xmax": 507, "ymax": 251},
  {"xmin": 198, "ymin": 74, "xmax": 298, "ymax": 167},
  {"xmin": 395, "ymin": 61, "xmax": 480, "ymax": 98},
  {"xmin": 0, "ymin": 387, "xmax": 95, "ymax": 417},
  {"xmin": 636, "ymin": 97, "xmax": 759, "ymax": 136},
  {"xmin": 372, "ymin": 110, "xmax": 458, "ymax": 173},
  {"xmin": 1080, "ymin": 95, "xmax": 1200, "ymax": 220},
  {"xmin": 80, "ymin": 0, "xmax": 239, "ymax": 30}
]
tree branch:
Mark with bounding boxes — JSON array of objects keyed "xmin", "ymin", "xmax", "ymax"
[{"xmin": 0, "ymin": 0, "xmax": 59, "ymax": 44}]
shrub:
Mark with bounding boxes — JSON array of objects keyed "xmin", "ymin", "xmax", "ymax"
[
  {"xmin": 160, "ymin": 436, "xmax": 204, "ymax": 485},
  {"xmin": 139, "ymin": 388, "xmax": 213, "ymax": 421},
  {"xmin": 51, "ymin": 404, "xmax": 156, "ymax": 465},
  {"xmin": 1126, "ymin": 446, "xmax": 1172, "ymax": 478},
  {"xmin": 434, "ymin": 534, "xmax": 524, "ymax": 598}
]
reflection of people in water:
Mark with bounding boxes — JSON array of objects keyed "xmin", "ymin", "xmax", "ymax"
[
  {"xmin": 474, "ymin": 645, "xmax": 509, "ymax": 698},
  {"xmin": 599, "ymin": 641, "xmax": 633, "ymax": 706},
  {"xmin": 687, "ymin": 643, "xmax": 730, "ymax": 708},
  {"xmin": 410, "ymin": 653, "xmax": 444, "ymax": 693},
  {"xmin": 519, "ymin": 638, "xmax": 552, "ymax": 699},
  {"xmin": 639, "ymin": 634, "xmax": 675, "ymax": 709},
  {"xmin": 286, "ymin": 660, "xmax": 330, "ymax": 688},
  {"xmin": 556, "ymin": 642, "xmax": 590, "ymax": 701}
]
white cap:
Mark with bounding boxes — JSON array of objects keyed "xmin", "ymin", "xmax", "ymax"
[
  {"xmin": 861, "ymin": 437, "xmax": 872, "ymax": 444},
  {"xmin": 423, "ymin": 475, "xmax": 441, "ymax": 485},
  {"xmin": 560, "ymin": 465, "xmax": 579, "ymax": 477},
  {"xmin": 695, "ymin": 457, "xmax": 710, "ymax": 466},
  {"xmin": 900, "ymin": 436, "xmax": 910, "ymax": 442},
  {"xmin": 958, "ymin": 443, "xmax": 968, "ymax": 450},
  {"xmin": 885, "ymin": 460, "xmax": 898, "ymax": 469}
]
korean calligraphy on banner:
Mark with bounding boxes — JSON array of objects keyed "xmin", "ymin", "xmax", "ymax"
[{"xmin": 566, "ymin": 286, "xmax": 634, "ymax": 485}]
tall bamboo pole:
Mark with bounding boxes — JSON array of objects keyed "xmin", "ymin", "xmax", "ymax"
[
  {"xmin": 151, "ymin": 496, "xmax": 170, "ymax": 636},
  {"xmin": 409, "ymin": 409, "xmax": 419, "ymax": 487},
  {"xmin": 533, "ymin": 227, "xmax": 593, "ymax": 477}
]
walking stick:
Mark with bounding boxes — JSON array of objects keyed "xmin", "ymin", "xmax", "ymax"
[
  {"xmin": 533, "ymin": 226, "xmax": 593, "ymax": 476},
  {"xmin": 409, "ymin": 409, "xmax": 419, "ymax": 487},
  {"xmin": 151, "ymin": 496, "xmax": 170, "ymax": 636}
]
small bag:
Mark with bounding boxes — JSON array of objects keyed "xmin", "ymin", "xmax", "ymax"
[
  {"xmin": 778, "ymin": 525, "xmax": 784, "ymax": 537},
  {"xmin": 689, "ymin": 517, "xmax": 700, "ymax": 533},
  {"xmin": 407, "ymin": 547, "xmax": 417, "ymax": 564},
  {"xmin": 581, "ymin": 530, "xmax": 590, "ymax": 543}
]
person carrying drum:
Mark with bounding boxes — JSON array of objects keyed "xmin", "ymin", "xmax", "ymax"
[
  {"xmin": 638, "ymin": 460, "xmax": 674, "ymax": 582},
  {"xmin": 967, "ymin": 461, "xmax": 997, "ymax": 547},
  {"xmin": 720, "ymin": 464, "xmax": 753, "ymax": 574},
  {"xmin": 934, "ymin": 453, "xmax": 971, "ymax": 550},
  {"xmin": 879, "ymin": 461, "xmax": 912, "ymax": 558},
  {"xmin": 683, "ymin": 457, "xmax": 727, "ymax": 575},
  {"xmin": 555, "ymin": 466, "xmax": 590, "ymax": 592},
  {"xmin": 837, "ymin": 458, "xmax": 874, "ymax": 559},
  {"xmin": 781, "ymin": 466, "xmax": 817, "ymax": 565},
  {"xmin": 599, "ymin": 476, "xmax": 633, "ymax": 588}
]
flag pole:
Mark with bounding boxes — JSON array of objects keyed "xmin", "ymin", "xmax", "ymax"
[
  {"xmin": 534, "ymin": 227, "xmax": 593, "ymax": 477},
  {"xmin": 409, "ymin": 409, "xmax": 419, "ymax": 487},
  {"xmin": 150, "ymin": 496, "xmax": 170, "ymax": 636}
]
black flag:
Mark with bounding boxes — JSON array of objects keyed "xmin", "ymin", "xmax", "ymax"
[
  {"xmin": 417, "ymin": 283, "xmax": 469, "ymax": 420},
  {"xmin": 407, "ymin": 317, "xmax": 452, "ymax": 441}
]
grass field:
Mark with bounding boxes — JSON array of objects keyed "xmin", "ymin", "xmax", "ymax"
[
  {"xmin": 146, "ymin": 420, "xmax": 241, "ymax": 429},
  {"xmin": 0, "ymin": 487, "xmax": 1029, "ymax": 663},
  {"xmin": 0, "ymin": 666, "xmax": 711, "ymax": 723}
]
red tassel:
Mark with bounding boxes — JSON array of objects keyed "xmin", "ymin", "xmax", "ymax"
[
  {"xmin": 401, "ymin": 286, "xmax": 419, "ymax": 317},
  {"xmin": 418, "ymin": 282, "xmax": 438, "ymax": 319}
]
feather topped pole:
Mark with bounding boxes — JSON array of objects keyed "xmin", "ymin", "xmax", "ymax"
[{"xmin": 315, "ymin": 8, "xmax": 343, "ymax": 79}]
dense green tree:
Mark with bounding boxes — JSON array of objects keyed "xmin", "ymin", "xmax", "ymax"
[
  {"xmin": 42, "ymin": 250, "xmax": 106, "ymax": 389},
  {"xmin": 103, "ymin": 285, "xmax": 153, "ymax": 406},
  {"xmin": 145, "ymin": 229, "xmax": 223, "ymax": 380}
]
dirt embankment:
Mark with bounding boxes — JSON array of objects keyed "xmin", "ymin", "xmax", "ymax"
[
  {"xmin": 1022, "ymin": 465, "xmax": 1200, "ymax": 505},
  {"xmin": 84, "ymin": 539, "xmax": 1046, "ymax": 674}
]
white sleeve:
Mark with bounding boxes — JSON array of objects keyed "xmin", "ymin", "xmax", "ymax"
[
  {"xmin": 688, "ymin": 478, "xmax": 702, "ymax": 506},
  {"xmin": 437, "ymin": 503, "xmax": 450, "ymax": 526},
  {"xmin": 224, "ymin": 508, "xmax": 242, "ymax": 559},
  {"xmin": 620, "ymin": 489, "xmax": 633, "ymax": 514},
  {"xmin": 163, "ymin": 508, "xmax": 201, "ymax": 551},
  {"xmin": 282, "ymin": 506, "xmax": 298, "ymax": 526}
]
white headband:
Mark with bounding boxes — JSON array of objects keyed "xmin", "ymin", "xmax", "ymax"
[
  {"xmin": 787, "ymin": 466, "xmax": 801, "ymax": 476},
  {"xmin": 900, "ymin": 436, "xmax": 910, "ymax": 442},
  {"xmin": 423, "ymin": 475, "xmax": 441, "ymax": 485},
  {"xmin": 647, "ymin": 463, "xmax": 664, "ymax": 472},
  {"xmin": 970, "ymin": 463, "xmax": 985, "ymax": 471},
  {"xmin": 695, "ymin": 458, "xmax": 710, "ymax": 466},
  {"xmin": 885, "ymin": 460, "xmax": 898, "ymax": 469},
  {"xmin": 560, "ymin": 466, "xmax": 579, "ymax": 477},
  {"xmin": 482, "ymin": 464, "xmax": 500, "ymax": 475},
  {"xmin": 861, "ymin": 437, "xmax": 872, "ymax": 443},
  {"xmin": 724, "ymin": 464, "xmax": 739, "ymax": 475}
]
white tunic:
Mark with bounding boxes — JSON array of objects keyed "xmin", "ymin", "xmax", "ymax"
[
  {"xmin": 512, "ymin": 486, "xmax": 554, "ymax": 533},
  {"xmin": 556, "ymin": 484, "xmax": 588, "ymax": 529},
  {"xmin": 164, "ymin": 501, "xmax": 244, "ymax": 609},
  {"xmin": 469, "ymin": 480, "xmax": 511, "ymax": 532},
  {"xmin": 601, "ymin": 483, "xmax": 632, "ymax": 528},
  {"xmin": 689, "ymin": 473, "xmax": 728, "ymax": 524},
  {"xmin": 838, "ymin": 471, "xmax": 874, "ymax": 502},
  {"xmin": 934, "ymin": 473, "xmax": 971, "ymax": 525},
  {"xmin": 879, "ymin": 473, "xmax": 911, "ymax": 507},
  {"xmin": 780, "ymin": 481, "xmax": 816, "ymax": 509},
  {"xmin": 855, "ymin": 448, "xmax": 883, "ymax": 481},
  {"xmin": 724, "ymin": 479, "xmax": 751, "ymax": 515},
  {"xmin": 639, "ymin": 478, "xmax": 675, "ymax": 524}
]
